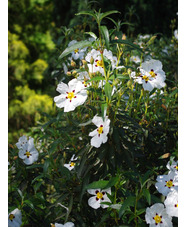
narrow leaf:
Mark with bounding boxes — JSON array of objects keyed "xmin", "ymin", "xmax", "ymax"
[
  {"xmin": 85, "ymin": 32, "xmax": 97, "ymax": 40},
  {"xmin": 100, "ymin": 26, "xmax": 110, "ymax": 49},
  {"xmin": 104, "ymin": 82, "xmax": 112, "ymax": 100},
  {"xmin": 143, "ymin": 188, "xmax": 151, "ymax": 205},
  {"xmin": 59, "ymin": 40, "xmax": 92, "ymax": 59},
  {"xmin": 86, "ymin": 180, "xmax": 109, "ymax": 190},
  {"xmin": 111, "ymin": 39, "xmax": 143, "ymax": 53},
  {"xmin": 100, "ymin": 10, "xmax": 120, "ymax": 22}
]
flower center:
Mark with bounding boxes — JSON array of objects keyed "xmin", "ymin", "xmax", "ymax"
[
  {"xmin": 142, "ymin": 75, "xmax": 149, "ymax": 82},
  {"xmin": 153, "ymin": 214, "xmax": 162, "ymax": 224},
  {"xmin": 95, "ymin": 59, "xmax": 103, "ymax": 68},
  {"xmin": 24, "ymin": 151, "xmax": 32, "ymax": 158},
  {"xmin": 165, "ymin": 180, "xmax": 174, "ymax": 188},
  {"xmin": 70, "ymin": 162, "xmax": 75, "ymax": 167},
  {"xmin": 9, "ymin": 214, "xmax": 15, "ymax": 221},
  {"xmin": 96, "ymin": 192, "xmax": 104, "ymax": 199},
  {"xmin": 149, "ymin": 69, "xmax": 157, "ymax": 78},
  {"xmin": 66, "ymin": 90, "xmax": 76, "ymax": 102},
  {"xmin": 97, "ymin": 125, "xmax": 104, "ymax": 136},
  {"xmin": 175, "ymin": 203, "xmax": 178, "ymax": 208},
  {"xmin": 74, "ymin": 48, "xmax": 79, "ymax": 53},
  {"xmin": 175, "ymin": 165, "xmax": 178, "ymax": 170}
]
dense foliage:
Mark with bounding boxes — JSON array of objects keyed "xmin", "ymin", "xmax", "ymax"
[{"xmin": 8, "ymin": 1, "xmax": 178, "ymax": 227}]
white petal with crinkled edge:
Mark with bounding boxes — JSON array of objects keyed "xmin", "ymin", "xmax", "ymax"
[
  {"xmin": 63, "ymin": 222, "xmax": 75, "ymax": 227},
  {"xmin": 142, "ymin": 80, "xmax": 154, "ymax": 92},
  {"xmin": 90, "ymin": 135, "xmax": 103, "ymax": 148},
  {"xmin": 164, "ymin": 190, "xmax": 178, "ymax": 217},
  {"xmin": 88, "ymin": 196, "xmax": 101, "ymax": 209},
  {"xmin": 56, "ymin": 82, "xmax": 69, "ymax": 94},
  {"xmin": 87, "ymin": 189, "xmax": 98, "ymax": 195}
]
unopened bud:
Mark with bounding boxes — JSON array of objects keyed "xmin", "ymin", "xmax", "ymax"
[
  {"xmin": 82, "ymin": 60, "xmax": 87, "ymax": 65},
  {"xmin": 90, "ymin": 56, "xmax": 94, "ymax": 65},
  {"xmin": 71, "ymin": 60, "xmax": 76, "ymax": 67},
  {"xmin": 66, "ymin": 71, "xmax": 71, "ymax": 76},
  {"xmin": 72, "ymin": 70, "xmax": 77, "ymax": 75},
  {"xmin": 122, "ymin": 34, "xmax": 127, "ymax": 40},
  {"xmin": 114, "ymin": 36, "xmax": 119, "ymax": 40}
]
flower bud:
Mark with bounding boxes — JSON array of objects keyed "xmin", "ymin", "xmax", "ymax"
[
  {"xmin": 66, "ymin": 71, "xmax": 71, "ymax": 76},
  {"xmin": 90, "ymin": 56, "xmax": 94, "ymax": 65},
  {"xmin": 71, "ymin": 60, "xmax": 76, "ymax": 67}
]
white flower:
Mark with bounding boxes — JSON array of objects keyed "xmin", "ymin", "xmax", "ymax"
[
  {"xmin": 155, "ymin": 172, "xmax": 178, "ymax": 196},
  {"xmin": 135, "ymin": 59, "xmax": 166, "ymax": 92},
  {"xmin": 174, "ymin": 30, "xmax": 178, "ymax": 40},
  {"xmin": 139, "ymin": 34, "xmax": 150, "ymax": 40},
  {"xmin": 18, "ymin": 137, "xmax": 39, "ymax": 165},
  {"xmin": 87, "ymin": 188, "xmax": 111, "ymax": 209},
  {"xmin": 164, "ymin": 190, "xmax": 178, "ymax": 217},
  {"xmin": 85, "ymin": 49, "xmax": 118, "ymax": 75},
  {"xmin": 145, "ymin": 203, "xmax": 173, "ymax": 227},
  {"xmin": 51, "ymin": 222, "xmax": 74, "ymax": 227},
  {"xmin": 130, "ymin": 55, "xmax": 141, "ymax": 63},
  {"xmin": 8, "ymin": 208, "xmax": 22, "ymax": 227},
  {"xmin": 68, "ymin": 40, "xmax": 87, "ymax": 60},
  {"xmin": 54, "ymin": 78, "xmax": 88, "ymax": 112},
  {"xmin": 64, "ymin": 154, "xmax": 77, "ymax": 171},
  {"xmin": 89, "ymin": 115, "xmax": 110, "ymax": 148},
  {"xmin": 77, "ymin": 71, "xmax": 91, "ymax": 89},
  {"xmin": 16, "ymin": 135, "xmax": 28, "ymax": 150},
  {"xmin": 166, "ymin": 160, "xmax": 178, "ymax": 174}
]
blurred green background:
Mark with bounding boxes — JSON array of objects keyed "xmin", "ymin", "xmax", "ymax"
[{"xmin": 8, "ymin": 0, "xmax": 178, "ymax": 144}]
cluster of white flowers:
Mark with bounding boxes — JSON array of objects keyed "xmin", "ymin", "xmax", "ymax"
[
  {"xmin": 16, "ymin": 135, "xmax": 39, "ymax": 165},
  {"xmin": 131, "ymin": 59, "xmax": 166, "ymax": 92},
  {"xmin": 145, "ymin": 160, "xmax": 178, "ymax": 226}
]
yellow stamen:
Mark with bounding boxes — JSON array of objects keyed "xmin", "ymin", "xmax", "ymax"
[
  {"xmin": 74, "ymin": 48, "xmax": 79, "ymax": 53},
  {"xmin": 97, "ymin": 126, "xmax": 103, "ymax": 135},
  {"xmin": 154, "ymin": 215, "xmax": 162, "ymax": 224},
  {"xmin": 149, "ymin": 70, "xmax": 156, "ymax": 78},
  {"xmin": 96, "ymin": 60, "xmax": 103, "ymax": 67},
  {"xmin": 142, "ymin": 75, "xmax": 149, "ymax": 81},
  {"xmin": 9, "ymin": 214, "xmax": 15, "ymax": 221},
  {"xmin": 25, "ymin": 151, "xmax": 31, "ymax": 158},
  {"xmin": 96, "ymin": 192, "xmax": 103, "ymax": 199},
  {"xmin": 70, "ymin": 162, "xmax": 75, "ymax": 167},
  {"xmin": 67, "ymin": 92, "xmax": 75, "ymax": 101},
  {"xmin": 166, "ymin": 180, "xmax": 173, "ymax": 188}
]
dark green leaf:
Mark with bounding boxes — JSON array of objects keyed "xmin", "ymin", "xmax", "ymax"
[
  {"xmin": 100, "ymin": 10, "xmax": 120, "ymax": 22},
  {"xmin": 119, "ymin": 196, "xmax": 136, "ymax": 218},
  {"xmin": 23, "ymin": 200, "xmax": 34, "ymax": 209},
  {"xmin": 86, "ymin": 180, "xmax": 109, "ymax": 190},
  {"xmin": 143, "ymin": 188, "xmax": 151, "ymax": 205},
  {"xmin": 103, "ymin": 176, "xmax": 119, "ymax": 189}
]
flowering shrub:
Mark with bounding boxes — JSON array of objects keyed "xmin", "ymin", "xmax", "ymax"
[{"xmin": 8, "ymin": 9, "xmax": 178, "ymax": 227}]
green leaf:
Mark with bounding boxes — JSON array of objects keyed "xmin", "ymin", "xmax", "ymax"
[
  {"xmin": 109, "ymin": 74, "xmax": 129, "ymax": 80},
  {"xmin": 85, "ymin": 32, "xmax": 97, "ymax": 40},
  {"xmin": 23, "ymin": 200, "xmax": 34, "ymax": 209},
  {"xmin": 17, "ymin": 189, "xmax": 23, "ymax": 199},
  {"xmin": 103, "ymin": 176, "xmax": 119, "ymax": 189},
  {"xmin": 26, "ymin": 164, "xmax": 43, "ymax": 169},
  {"xmin": 104, "ymin": 82, "xmax": 112, "ymax": 100},
  {"xmin": 119, "ymin": 196, "xmax": 136, "ymax": 218},
  {"xmin": 100, "ymin": 10, "xmax": 120, "ymax": 22},
  {"xmin": 59, "ymin": 40, "xmax": 92, "ymax": 59},
  {"xmin": 143, "ymin": 188, "xmax": 151, "ymax": 205},
  {"xmin": 111, "ymin": 39, "xmax": 143, "ymax": 53},
  {"xmin": 101, "ymin": 102, "xmax": 107, "ymax": 120},
  {"xmin": 136, "ymin": 208, "xmax": 146, "ymax": 215},
  {"xmin": 75, "ymin": 11, "xmax": 96, "ymax": 20},
  {"xmin": 100, "ymin": 26, "xmax": 110, "ymax": 49},
  {"xmin": 86, "ymin": 180, "xmax": 109, "ymax": 190},
  {"xmin": 87, "ymin": 76, "xmax": 104, "ymax": 82}
]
